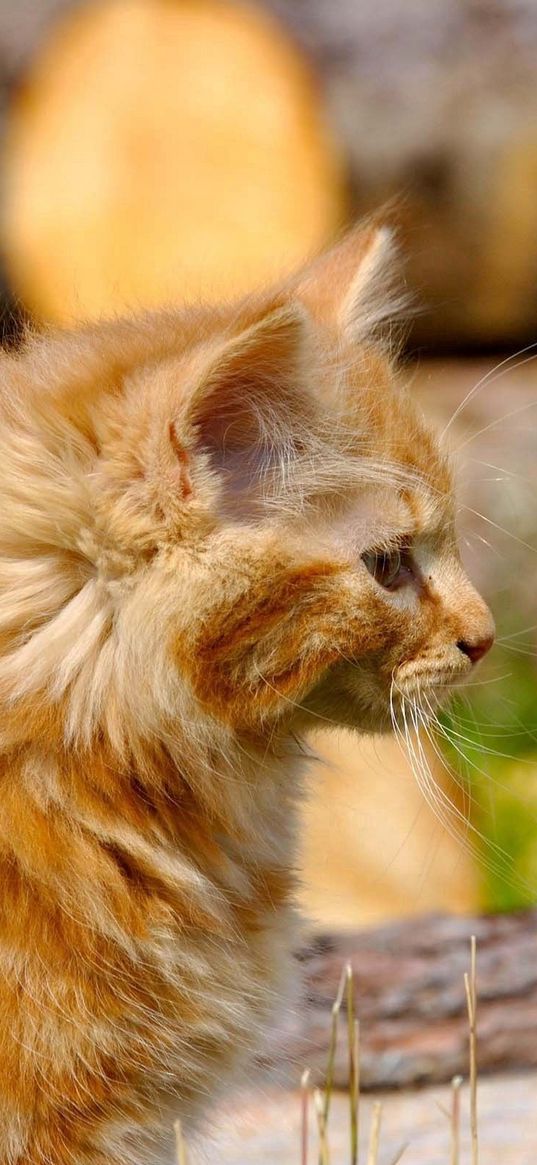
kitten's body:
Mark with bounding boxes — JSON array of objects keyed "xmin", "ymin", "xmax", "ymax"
[{"xmin": 0, "ymin": 227, "xmax": 493, "ymax": 1163}]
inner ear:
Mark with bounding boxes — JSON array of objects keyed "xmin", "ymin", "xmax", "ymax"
[{"xmin": 181, "ymin": 303, "xmax": 316, "ymax": 508}]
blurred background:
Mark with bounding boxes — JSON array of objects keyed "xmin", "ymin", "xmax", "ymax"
[{"xmin": 1, "ymin": 0, "xmax": 536, "ymax": 925}]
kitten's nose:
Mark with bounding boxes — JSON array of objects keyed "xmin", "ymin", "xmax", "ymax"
[{"xmin": 456, "ymin": 634, "xmax": 494, "ymax": 665}]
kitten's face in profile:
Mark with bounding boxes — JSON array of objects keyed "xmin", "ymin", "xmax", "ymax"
[
  {"xmin": 0, "ymin": 224, "xmax": 494, "ymax": 753},
  {"xmin": 301, "ymin": 451, "xmax": 495, "ymax": 733}
]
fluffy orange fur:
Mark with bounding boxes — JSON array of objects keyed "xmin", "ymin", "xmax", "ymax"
[{"xmin": 0, "ymin": 225, "xmax": 493, "ymax": 1163}]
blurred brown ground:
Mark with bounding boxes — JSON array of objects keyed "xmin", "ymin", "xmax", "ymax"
[{"xmin": 210, "ymin": 1072, "xmax": 537, "ymax": 1164}]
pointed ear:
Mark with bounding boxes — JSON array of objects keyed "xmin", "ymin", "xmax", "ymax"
[
  {"xmin": 293, "ymin": 223, "xmax": 406, "ymax": 342},
  {"xmin": 173, "ymin": 303, "xmax": 316, "ymax": 511},
  {"xmin": 186, "ymin": 303, "xmax": 312, "ymax": 447}
]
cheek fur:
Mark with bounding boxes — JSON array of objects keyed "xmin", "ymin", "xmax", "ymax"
[{"xmin": 177, "ymin": 559, "xmax": 410, "ymax": 731}]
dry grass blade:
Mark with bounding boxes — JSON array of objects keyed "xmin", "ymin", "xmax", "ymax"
[
  {"xmin": 386, "ymin": 1146, "xmax": 409, "ymax": 1165},
  {"xmin": 464, "ymin": 934, "xmax": 479, "ymax": 1165},
  {"xmin": 170, "ymin": 936, "xmax": 490, "ymax": 1165},
  {"xmin": 314, "ymin": 1086, "xmax": 330, "ymax": 1165},
  {"xmin": 316, "ymin": 1094, "xmax": 329, "ymax": 1165},
  {"xmin": 366, "ymin": 1101, "xmax": 382, "ymax": 1165},
  {"xmin": 351, "ymin": 1018, "xmax": 360, "ymax": 1165},
  {"xmin": 316, "ymin": 963, "xmax": 348, "ymax": 1165},
  {"xmin": 346, "ymin": 964, "xmax": 359, "ymax": 1165},
  {"xmin": 322, "ymin": 964, "xmax": 347, "ymax": 1133},
  {"xmin": 450, "ymin": 1074, "xmax": 463, "ymax": 1165},
  {"xmin": 301, "ymin": 1069, "xmax": 311, "ymax": 1165},
  {"xmin": 173, "ymin": 1118, "xmax": 188, "ymax": 1165}
]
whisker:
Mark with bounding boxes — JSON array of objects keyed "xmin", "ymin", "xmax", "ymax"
[
  {"xmin": 432, "ymin": 724, "xmax": 537, "ymax": 849},
  {"xmin": 419, "ymin": 708, "xmax": 473, "ymax": 828},
  {"xmin": 440, "ymin": 344, "xmax": 537, "ymax": 439},
  {"xmin": 462, "ymin": 530, "xmax": 501, "ymax": 557},
  {"xmin": 458, "ymin": 503, "xmax": 537, "ymax": 554},
  {"xmin": 253, "ymin": 665, "xmax": 340, "ymax": 727},
  {"xmin": 445, "ymin": 711, "xmax": 537, "ymax": 738},
  {"xmin": 467, "ymin": 458, "xmax": 536, "ymax": 486},
  {"xmin": 497, "ymin": 622, "xmax": 537, "ymax": 641},
  {"xmin": 392, "ymin": 685, "xmax": 536, "ymax": 901},
  {"xmin": 435, "ymin": 717, "xmax": 537, "ymax": 765},
  {"xmin": 494, "ymin": 642, "xmax": 536, "ymax": 658},
  {"xmin": 449, "ymin": 671, "xmax": 513, "ymax": 689},
  {"xmin": 456, "ymin": 397, "xmax": 537, "ymax": 453}
]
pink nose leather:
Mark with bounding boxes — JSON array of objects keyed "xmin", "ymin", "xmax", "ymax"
[{"xmin": 456, "ymin": 635, "xmax": 494, "ymax": 665}]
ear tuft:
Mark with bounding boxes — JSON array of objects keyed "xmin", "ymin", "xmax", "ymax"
[
  {"xmin": 293, "ymin": 222, "xmax": 408, "ymax": 344},
  {"xmin": 339, "ymin": 226, "xmax": 407, "ymax": 341}
]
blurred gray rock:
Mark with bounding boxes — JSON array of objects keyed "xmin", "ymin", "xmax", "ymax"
[{"xmin": 266, "ymin": 0, "xmax": 537, "ymax": 347}]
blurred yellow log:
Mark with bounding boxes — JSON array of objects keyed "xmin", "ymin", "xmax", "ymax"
[
  {"xmin": 298, "ymin": 731, "xmax": 478, "ymax": 927},
  {"xmin": 3, "ymin": 0, "xmax": 346, "ymax": 323}
]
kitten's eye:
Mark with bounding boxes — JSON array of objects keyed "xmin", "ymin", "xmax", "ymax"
[{"xmin": 361, "ymin": 547, "xmax": 410, "ymax": 590}]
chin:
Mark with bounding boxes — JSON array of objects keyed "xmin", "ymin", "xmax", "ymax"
[{"xmin": 298, "ymin": 672, "xmax": 395, "ymax": 735}]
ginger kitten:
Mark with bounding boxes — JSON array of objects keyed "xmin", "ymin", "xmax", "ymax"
[{"xmin": 0, "ymin": 225, "xmax": 493, "ymax": 1163}]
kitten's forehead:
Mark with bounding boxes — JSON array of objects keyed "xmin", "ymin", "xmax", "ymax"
[
  {"xmin": 344, "ymin": 365, "xmax": 454, "ymax": 534},
  {"xmin": 333, "ymin": 477, "xmax": 452, "ymax": 558}
]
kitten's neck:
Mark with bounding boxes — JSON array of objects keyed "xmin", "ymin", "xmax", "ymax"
[{"xmin": 0, "ymin": 730, "xmax": 306, "ymax": 947}]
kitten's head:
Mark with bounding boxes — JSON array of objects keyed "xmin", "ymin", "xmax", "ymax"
[{"xmin": 0, "ymin": 224, "xmax": 493, "ymax": 753}]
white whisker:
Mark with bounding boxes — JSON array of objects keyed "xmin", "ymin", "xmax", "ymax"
[
  {"xmin": 458, "ymin": 503, "xmax": 537, "ymax": 554},
  {"xmin": 456, "ymin": 397, "xmax": 537, "ymax": 453},
  {"xmin": 440, "ymin": 344, "xmax": 537, "ymax": 439},
  {"xmin": 391, "ymin": 683, "xmax": 536, "ymax": 901}
]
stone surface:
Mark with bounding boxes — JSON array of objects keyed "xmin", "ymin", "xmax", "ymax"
[
  {"xmin": 267, "ymin": 0, "xmax": 537, "ymax": 346},
  {"xmin": 265, "ymin": 912, "xmax": 537, "ymax": 1091},
  {"xmin": 209, "ymin": 1071, "xmax": 537, "ymax": 1164}
]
